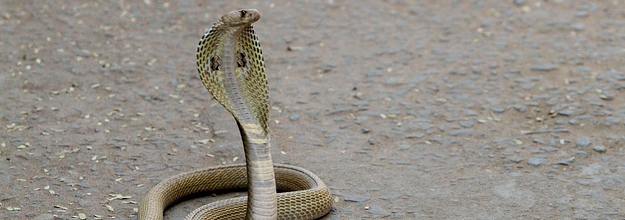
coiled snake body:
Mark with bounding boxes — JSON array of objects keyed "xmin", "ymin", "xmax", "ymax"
[{"xmin": 139, "ymin": 9, "xmax": 333, "ymax": 220}]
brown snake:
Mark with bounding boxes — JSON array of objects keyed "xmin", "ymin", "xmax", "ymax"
[{"xmin": 138, "ymin": 9, "xmax": 333, "ymax": 220}]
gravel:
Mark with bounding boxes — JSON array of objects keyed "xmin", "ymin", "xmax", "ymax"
[
  {"xmin": 340, "ymin": 193, "xmax": 370, "ymax": 203},
  {"xmin": 593, "ymin": 145, "xmax": 607, "ymax": 153},
  {"xmin": 530, "ymin": 64, "xmax": 559, "ymax": 72},
  {"xmin": 557, "ymin": 157, "xmax": 576, "ymax": 166},
  {"xmin": 576, "ymin": 137, "xmax": 592, "ymax": 148},
  {"xmin": 288, "ymin": 113, "xmax": 301, "ymax": 121},
  {"xmin": 513, "ymin": 0, "xmax": 526, "ymax": 6},
  {"xmin": 528, "ymin": 157, "xmax": 547, "ymax": 167},
  {"xmin": 3, "ymin": 1, "xmax": 625, "ymax": 219},
  {"xmin": 366, "ymin": 204, "xmax": 390, "ymax": 217}
]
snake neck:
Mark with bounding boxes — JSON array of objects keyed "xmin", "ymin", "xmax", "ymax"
[
  {"xmin": 237, "ymin": 122, "xmax": 276, "ymax": 220},
  {"xmin": 221, "ymin": 29, "xmax": 277, "ymax": 220}
]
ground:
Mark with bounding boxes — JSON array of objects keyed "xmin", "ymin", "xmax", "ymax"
[{"xmin": 1, "ymin": 0, "xmax": 625, "ymax": 219}]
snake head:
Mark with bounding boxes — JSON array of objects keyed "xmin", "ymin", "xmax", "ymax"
[{"xmin": 220, "ymin": 9, "xmax": 261, "ymax": 27}]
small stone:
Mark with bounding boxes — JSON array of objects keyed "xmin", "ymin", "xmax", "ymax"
[
  {"xmin": 599, "ymin": 92, "xmax": 614, "ymax": 101},
  {"xmin": 513, "ymin": 104, "xmax": 527, "ymax": 113},
  {"xmin": 288, "ymin": 114, "xmax": 301, "ymax": 121},
  {"xmin": 491, "ymin": 106, "xmax": 506, "ymax": 113},
  {"xmin": 368, "ymin": 138, "xmax": 375, "ymax": 145},
  {"xmin": 530, "ymin": 64, "xmax": 558, "ymax": 72},
  {"xmin": 366, "ymin": 204, "xmax": 390, "ymax": 217},
  {"xmin": 78, "ymin": 213, "xmax": 87, "ymax": 220},
  {"xmin": 575, "ymin": 151, "xmax": 589, "ymax": 158},
  {"xmin": 342, "ymin": 193, "xmax": 370, "ymax": 202},
  {"xmin": 195, "ymin": 139, "xmax": 213, "ymax": 144},
  {"xmin": 558, "ymin": 109, "xmax": 575, "ymax": 116},
  {"xmin": 513, "ymin": 0, "xmax": 525, "ymax": 6},
  {"xmin": 361, "ymin": 128, "xmax": 370, "ymax": 134},
  {"xmin": 527, "ymin": 157, "xmax": 547, "ymax": 167},
  {"xmin": 540, "ymin": 146, "xmax": 558, "ymax": 153},
  {"xmin": 464, "ymin": 109, "xmax": 479, "ymax": 116},
  {"xmin": 507, "ymin": 155, "xmax": 523, "ymax": 164},
  {"xmin": 557, "ymin": 157, "xmax": 575, "ymax": 166},
  {"xmin": 105, "ymin": 204, "xmax": 114, "ymax": 212},
  {"xmin": 576, "ymin": 137, "xmax": 591, "ymax": 148},
  {"xmin": 592, "ymin": 145, "xmax": 606, "ymax": 153},
  {"xmin": 459, "ymin": 120, "xmax": 476, "ymax": 128},
  {"xmin": 6, "ymin": 206, "xmax": 21, "ymax": 211},
  {"xmin": 448, "ymin": 129, "xmax": 473, "ymax": 137},
  {"xmin": 605, "ymin": 69, "xmax": 625, "ymax": 81},
  {"xmin": 321, "ymin": 64, "xmax": 335, "ymax": 73}
]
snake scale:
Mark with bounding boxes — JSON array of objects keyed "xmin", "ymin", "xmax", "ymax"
[{"xmin": 139, "ymin": 9, "xmax": 333, "ymax": 220}]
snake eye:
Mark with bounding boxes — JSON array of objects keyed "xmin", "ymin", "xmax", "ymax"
[{"xmin": 240, "ymin": 10, "xmax": 247, "ymax": 18}]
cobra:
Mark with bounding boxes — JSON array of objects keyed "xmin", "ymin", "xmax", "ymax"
[{"xmin": 138, "ymin": 9, "xmax": 333, "ymax": 220}]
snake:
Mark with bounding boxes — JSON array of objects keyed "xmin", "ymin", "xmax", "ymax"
[{"xmin": 138, "ymin": 9, "xmax": 333, "ymax": 220}]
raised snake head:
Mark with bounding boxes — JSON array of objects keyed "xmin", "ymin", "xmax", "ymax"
[{"xmin": 219, "ymin": 9, "xmax": 261, "ymax": 27}]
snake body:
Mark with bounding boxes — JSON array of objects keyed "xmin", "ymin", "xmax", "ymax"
[{"xmin": 139, "ymin": 9, "xmax": 333, "ymax": 220}]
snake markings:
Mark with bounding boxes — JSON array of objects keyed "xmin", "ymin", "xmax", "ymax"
[
  {"xmin": 210, "ymin": 56, "xmax": 221, "ymax": 71},
  {"xmin": 139, "ymin": 9, "xmax": 333, "ymax": 220}
]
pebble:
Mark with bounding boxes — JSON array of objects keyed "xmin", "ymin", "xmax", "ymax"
[
  {"xmin": 464, "ymin": 109, "xmax": 479, "ymax": 116},
  {"xmin": 558, "ymin": 108, "xmax": 576, "ymax": 116},
  {"xmin": 592, "ymin": 145, "xmax": 606, "ymax": 153},
  {"xmin": 507, "ymin": 155, "xmax": 523, "ymax": 164},
  {"xmin": 320, "ymin": 64, "xmax": 335, "ymax": 73},
  {"xmin": 459, "ymin": 120, "xmax": 476, "ymax": 128},
  {"xmin": 557, "ymin": 157, "xmax": 575, "ymax": 166},
  {"xmin": 575, "ymin": 151, "xmax": 589, "ymax": 158},
  {"xmin": 598, "ymin": 91, "xmax": 614, "ymax": 101},
  {"xmin": 368, "ymin": 138, "xmax": 375, "ymax": 145},
  {"xmin": 605, "ymin": 69, "xmax": 625, "ymax": 81},
  {"xmin": 513, "ymin": 0, "xmax": 526, "ymax": 6},
  {"xmin": 576, "ymin": 137, "xmax": 591, "ymax": 148},
  {"xmin": 342, "ymin": 193, "xmax": 370, "ymax": 202},
  {"xmin": 491, "ymin": 106, "xmax": 506, "ymax": 113},
  {"xmin": 530, "ymin": 64, "xmax": 558, "ymax": 72},
  {"xmin": 527, "ymin": 157, "xmax": 547, "ymax": 167},
  {"xmin": 366, "ymin": 204, "xmax": 390, "ymax": 217},
  {"xmin": 288, "ymin": 113, "xmax": 301, "ymax": 121},
  {"xmin": 447, "ymin": 129, "xmax": 474, "ymax": 137},
  {"xmin": 540, "ymin": 146, "xmax": 558, "ymax": 153},
  {"xmin": 512, "ymin": 104, "xmax": 527, "ymax": 113}
]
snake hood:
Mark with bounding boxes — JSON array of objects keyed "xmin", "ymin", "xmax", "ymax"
[
  {"xmin": 219, "ymin": 9, "xmax": 261, "ymax": 27},
  {"xmin": 140, "ymin": 9, "xmax": 333, "ymax": 220}
]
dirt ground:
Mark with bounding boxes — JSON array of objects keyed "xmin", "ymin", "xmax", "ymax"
[{"xmin": 2, "ymin": 0, "xmax": 625, "ymax": 219}]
